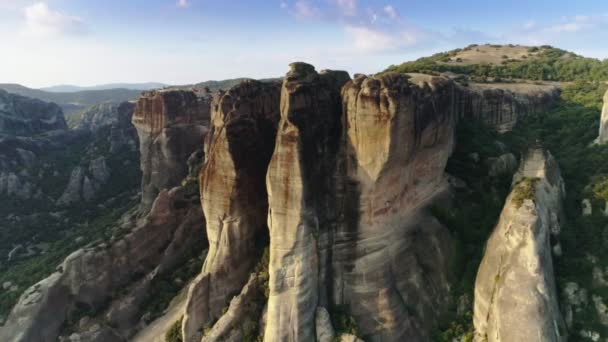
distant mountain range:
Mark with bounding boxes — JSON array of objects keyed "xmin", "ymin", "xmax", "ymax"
[
  {"xmin": 40, "ymin": 82, "xmax": 169, "ymax": 93},
  {"xmin": 0, "ymin": 83, "xmax": 143, "ymax": 115}
]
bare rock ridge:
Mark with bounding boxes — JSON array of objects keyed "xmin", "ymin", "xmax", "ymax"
[
  {"xmin": 333, "ymin": 72, "xmax": 456, "ymax": 341},
  {"xmin": 0, "ymin": 90, "xmax": 208, "ymax": 342},
  {"xmin": 473, "ymin": 147, "xmax": 567, "ymax": 342},
  {"xmin": 0, "ymin": 89, "xmax": 67, "ymax": 135},
  {"xmin": 458, "ymin": 83, "xmax": 559, "ymax": 133},
  {"xmin": 182, "ymin": 80, "xmax": 281, "ymax": 341},
  {"xmin": 0, "ymin": 64, "xmax": 568, "ymax": 342},
  {"xmin": 596, "ymin": 89, "xmax": 608, "ymax": 144},
  {"xmin": 264, "ymin": 63, "xmax": 349, "ymax": 342},
  {"xmin": 132, "ymin": 89, "xmax": 211, "ymax": 211}
]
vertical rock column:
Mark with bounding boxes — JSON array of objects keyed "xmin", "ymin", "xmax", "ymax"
[
  {"xmin": 182, "ymin": 80, "xmax": 281, "ymax": 341},
  {"xmin": 132, "ymin": 90, "xmax": 210, "ymax": 211},
  {"xmin": 596, "ymin": 89, "xmax": 608, "ymax": 144},
  {"xmin": 264, "ymin": 63, "xmax": 350, "ymax": 342},
  {"xmin": 335, "ymin": 73, "xmax": 457, "ymax": 341},
  {"xmin": 473, "ymin": 147, "xmax": 567, "ymax": 342}
]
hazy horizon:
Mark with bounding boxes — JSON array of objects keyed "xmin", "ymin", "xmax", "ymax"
[{"xmin": 1, "ymin": 0, "xmax": 607, "ymax": 88}]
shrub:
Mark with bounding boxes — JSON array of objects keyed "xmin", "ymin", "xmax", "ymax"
[
  {"xmin": 166, "ymin": 317, "xmax": 183, "ymax": 342},
  {"xmin": 512, "ymin": 178, "xmax": 539, "ymax": 208}
]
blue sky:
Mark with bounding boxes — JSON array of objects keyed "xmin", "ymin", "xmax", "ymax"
[{"xmin": 0, "ymin": 0, "xmax": 607, "ymax": 88}]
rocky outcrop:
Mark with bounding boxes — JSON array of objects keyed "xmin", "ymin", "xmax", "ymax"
[
  {"xmin": 182, "ymin": 80, "xmax": 281, "ymax": 341},
  {"xmin": 596, "ymin": 89, "xmax": 608, "ymax": 144},
  {"xmin": 0, "ymin": 180, "xmax": 206, "ymax": 342},
  {"xmin": 0, "ymin": 89, "xmax": 67, "ymax": 135},
  {"xmin": 56, "ymin": 157, "xmax": 111, "ymax": 206},
  {"xmin": 459, "ymin": 83, "xmax": 559, "ymax": 132},
  {"xmin": 75, "ymin": 102, "xmax": 126, "ymax": 131},
  {"xmin": 332, "ymin": 72, "xmax": 456, "ymax": 341},
  {"xmin": 473, "ymin": 147, "xmax": 567, "ymax": 342},
  {"xmin": 263, "ymin": 63, "xmax": 350, "ymax": 342},
  {"xmin": 132, "ymin": 90, "xmax": 211, "ymax": 211}
]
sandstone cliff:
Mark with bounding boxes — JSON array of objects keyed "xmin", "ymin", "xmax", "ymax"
[
  {"xmin": 263, "ymin": 63, "xmax": 350, "ymax": 342},
  {"xmin": 332, "ymin": 72, "xmax": 456, "ymax": 341},
  {"xmin": 132, "ymin": 90, "xmax": 211, "ymax": 211},
  {"xmin": 458, "ymin": 82, "xmax": 559, "ymax": 132},
  {"xmin": 0, "ymin": 91, "xmax": 208, "ymax": 342},
  {"xmin": 0, "ymin": 89, "xmax": 67, "ymax": 135},
  {"xmin": 596, "ymin": 89, "xmax": 608, "ymax": 144},
  {"xmin": 473, "ymin": 147, "xmax": 567, "ymax": 342},
  {"xmin": 182, "ymin": 80, "xmax": 281, "ymax": 342}
]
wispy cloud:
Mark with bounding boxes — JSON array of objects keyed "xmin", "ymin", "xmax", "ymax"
[
  {"xmin": 512, "ymin": 14, "xmax": 608, "ymax": 44},
  {"xmin": 23, "ymin": 2, "xmax": 85, "ymax": 38},
  {"xmin": 177, "ymin": 0, "xmax": 190, "ymax": 8}
]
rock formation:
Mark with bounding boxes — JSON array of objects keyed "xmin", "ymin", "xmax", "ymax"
[
  {"xmin": 0, "ymin": 182, "xmax": 205, "ymax": 342},
  {"xmin": 132, "ymin": 90, "xmax": 211, "ymax": 211},
  {"xmin": 263, "ymin": 63, "xmax": 350, "ymax": 342},
  {"xmin": 0, "ymin": 90, "xmax": 209, "ymax": 342},
  {"xmin": 182, "ymin": 80, "xmax": 281, "ymax": 341},
  {"xmin": 332, "ymin": 72, "xmax": 456, "ymax": 341},
  {"xmin": 473, "ymin": 147, "xmax": 567, "ymax": 342},
  {"xmin": 458, "ymin": 83, "xmax": 559, "ymax": 132},
  {"xmin": 0, "ymin": 89, "xmax": 67, "ymax": 135},
  {"xmin": 596, "ymin": 89, "xmax": 608, "ymax": 144}
]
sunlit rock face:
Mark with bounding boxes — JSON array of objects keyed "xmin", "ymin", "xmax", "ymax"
[
  {"xmin": 132, "ymin": 90, "xmax": 211, "ymax": 211},
  {"xmin": 0, "ymin": 184, "xmax": 205, "ymax": 342},
  {"xmin": 263, "ymin": 63, "xmax": 350, "ymax": 342},
  {"xmin": 457, "ymin": 83, "xmax": 559, "ymax": 133},
  {"xmin": 182, "ymin": 80, "xmax": 281, "ymax": 342},
  {"xmin": 596, "ymin": 89, "xmax": 608, "ymax": 144},
  {"xmin": 332, "ymin": 73, "xmax": 456, "ymax": 341},
  {"xmin": 474, "ymin": 147, "xmax": 567, "ymax": 342}
]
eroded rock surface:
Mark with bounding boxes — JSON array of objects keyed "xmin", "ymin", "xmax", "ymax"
[
  {"xmin": 333, "ymin": 72, "xmax": 456, "ymax": 341},
  {"xmin": 264, "ymin": 63, "xmax": 349, "ymax": 342},
  {"xmin": 596, "ymin": 89, "xmax": 608, "ymax": 144},
  {"xmin": 0, "ymin": 181, "xmax": 205, "ymax": 342},
  {"xmin": 459, "ymin": 83, "xmax": 559, "ymax": 132},
  {"xmin": 182, "ymin": 80, "xmax": 281, "ymax": 341},
  {"xmin": 0, "ymin": 89, "xmax": 67, "ymax": 135},
  {"xmin": 132, "ymin": 90, "xmax": 211, "ymax": 210},
  {"xmin": 474, "ymin": 147, "xmax": 567, "ymax": 342}
]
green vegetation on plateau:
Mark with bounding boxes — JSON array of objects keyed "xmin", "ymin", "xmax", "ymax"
[{"xmin": 386, "ymin": 45, "xmax": 608, "ymax": 82}]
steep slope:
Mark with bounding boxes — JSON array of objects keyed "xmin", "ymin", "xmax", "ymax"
[
  {"xmin": 0, "ymin": 90, "xmax": 209, "ymax": 342},
  {"xmin": 473, "ymin": 147, "xmax": 567, "ymax": 342},
  {"xmin": 332, "ymin": 72, "xmax": 456, "ymax": 341},
  {"xmin": 132, "ymin": 90, "xmax": 211, "ymax": 211},
  {"xmin": 0, "ymin": 89, "xmax": 66, "ymax": 135},
  {"xmin": 182, "ymin": 80, "xmax": 281, "ymax": 341},
  {"xmin": 596, "ymin": 89, "xmax": 608, "ymax": 144},
  {"xmin": 263, "ymin": 63, "xmax": 350, "ymax": 342}
]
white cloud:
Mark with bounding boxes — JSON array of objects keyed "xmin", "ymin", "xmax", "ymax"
[
  {"xmin": 332, "ymin": 0, "xmax": 357, "ymax": 17},
  {"xmin": 23, "ymin": 2, "xmax": 85, "ymax": 38},
  {"xmin": 294, "ymin": 1, "xmax": 321, "ymax": 19},
  {"xmin": 383, "ymin": 5, "xmax": 399, "ymax": 20},
  {"xmin": 345, "ymin": 25, "xmax": 423, "ymax": 53},
  {"xmin": 177, "ymin": 0, "xmax": 190, "ymax": 8}
]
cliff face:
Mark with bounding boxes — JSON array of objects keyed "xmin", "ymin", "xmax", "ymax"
[
  {"xmin": 132, "ymin": 90, "xmax": 211, "ymax": 210},
  {"xmin": 458, "ymin": 83, "xmax": 559, "ymax": 132},
  {"xmin": 0, "ymin": 92, "xmax": 208, "ymax": 342},
  {"xmin": 0, "ymin": 89, "xmax": 67, "ymax": 135},
  {"xmin": 263, "ymin": 63, "xmax": 350, "ymax": 342},
  {"xmin": 333, "ymin": 73, "xmax": 456, "ymax": 341},
  {"xmin": 0, "ymin": 182, "xmax": 205, "ymax": 342},
  {"xmin": 596, "ymin": 89, "xmax": 608, "ymax": 144},
  {"xmin": 182, "ymin": 80, "xmax": 281, "ymax": 341},
  {"xmin": 473, "ymin": 147, "xmax": 567, "ymax": 342}
]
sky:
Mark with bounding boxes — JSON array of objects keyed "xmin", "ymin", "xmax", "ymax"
[{"xmin": 0, "ymin": 0, "xmax": 607, "ymax": 88}]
